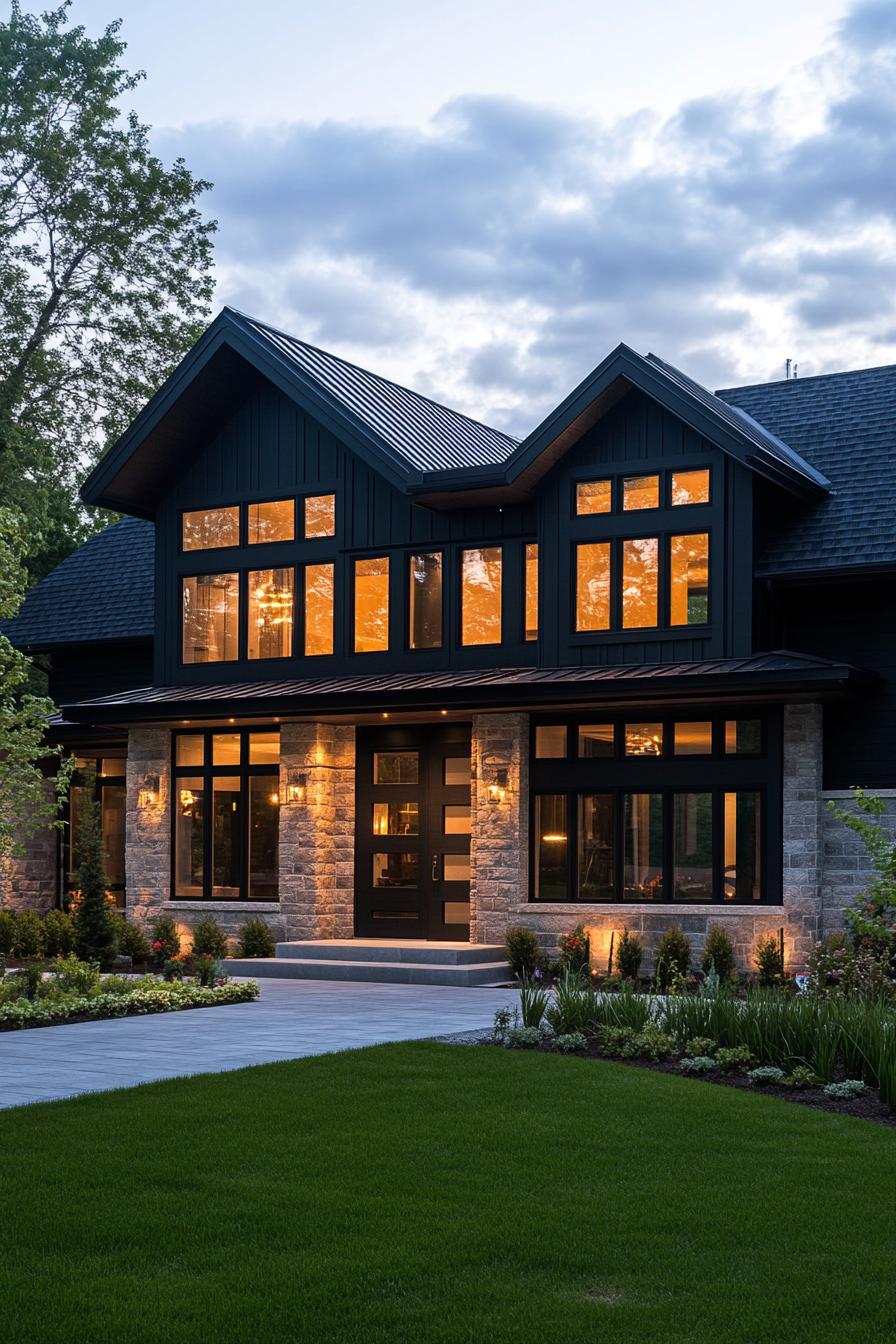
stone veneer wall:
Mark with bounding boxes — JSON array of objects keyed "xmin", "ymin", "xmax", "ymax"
[
  {"xmin": 278, "ymin": 722, "xmax": 356, "ymax": 941},
  {"xmin": 472, "ymin": 703, "xmax": 829, "ymax": 974},
  {"xmin": 821, "ymin": 788, "xmax": 896, "ymax": 936},
  {"xmin": 0, "ymin": 780, "xmax": 59, "ymax": 912},
  {"xmin": 469, "ymin": 712, "xmax": 529, "ymax": 945}
]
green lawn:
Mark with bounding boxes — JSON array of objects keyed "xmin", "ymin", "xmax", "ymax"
[{"xmin": 0, "ymin": 1044, "xmax": 893, "ymax": 1344}]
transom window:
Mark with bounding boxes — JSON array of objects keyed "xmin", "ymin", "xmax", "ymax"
[
  {"xmin": 181, "ymin": 494, "xmax": 337, "ymax": 551},
  {"xmin": 574, "ymin": 466, "xmax": 711, "ymax": 515},
  {"xmin": 182, "ymin": 507, "xmax": 239, "ymax": 551},
  {"xmin": 172, "ymin": 729, "xmax": 280, "ymax": 902},
  {"xmin": 531, "ymin": 712, "xmax": 776, "ymax": 905},
  {"xmin": 248, "ymin": 499, "xmax": 294, "ymax": 544}
]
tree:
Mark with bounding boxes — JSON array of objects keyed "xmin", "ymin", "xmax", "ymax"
[
  {"xmin": 0, "ymin": 3, "xmax": 216, "ymax": 580},
  {"xmin": 0, "ymin": 507, "xmax": 73, "ymax": 881},
  {"xmin": 72, "ymin": 768, "xmax": 117, "ymax": 965}
]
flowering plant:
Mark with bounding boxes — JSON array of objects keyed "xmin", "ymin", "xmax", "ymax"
[{"xmin": 558, "ymin": 924, "xmax": 590, "ymax": 973}]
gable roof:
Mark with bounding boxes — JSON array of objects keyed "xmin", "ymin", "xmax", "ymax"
[
  {"xmin": 80, "ymin": 309, "xmax": 828, "ymax": 515},
  {"xmin": 718, "ymin": 364, "xmax": 896, "ymax": 576},
  {"xmin": 1, "ymin": 518, "xmax": 154, "ymax": 651}
]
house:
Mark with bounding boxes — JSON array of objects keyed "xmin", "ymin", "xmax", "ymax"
[{"xmin": 4, "ymin": 307, "xmax": 895, "ymax": 976}]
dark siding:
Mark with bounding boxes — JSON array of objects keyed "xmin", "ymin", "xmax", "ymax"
[
  {"xmin": 49, "ymin": 640, "xmax": 154, "ymax": 704},
  {"xmin": 770, "ymin": 579, "xmax": 896, "ymax": 788}
]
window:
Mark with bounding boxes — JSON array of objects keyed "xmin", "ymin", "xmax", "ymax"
[
  {"xmin": 623, "ymin": 475, "xmax": 659, "ymax": 511},
  {"xmin": 622, "ymin": 537, "xmax": 658, "ymax": 628},
  {"xmin": 248, "ymin": 499, "xmax": 294, "ymax": 544},
  {"xmin": 373, "ymin": 801, "xmax": 420, "ymax": 835},
  {"xmin": 535, "ymin": 725, "xmax": 567, "ymax": 758},
  {"xmin": 172, "ymin": 729, "xmax": 279, "ymax": 901},
  {"xmin": 304, "ymin": 493, "xmax": 336, "ymax": 538},
  {"xmin": 65, "ymin": 756, "xmax": 127, "ymax": 908},
  {"xmin": 182, "ymin": 573, "xmax": 239, "ymax": 663},
  {"xmin": 524, "ymin": 543, "xmax": 538, "ymax": 641},
  {"xmin": 354, "ymin": 557, "xmax": 389, "ymax": 652},
  {"xmin": 374, "ymin": 751, "xmax": 419, "ymax": 784},
  {"xmin": 535, "ymin": 795, "xmax": 568, "ymax": 900},
  {"xmin": 674, "ymin": 721, "xmax": 712, "ymax": 756},
  {"xmin": 373, "ymin": 853, "xmax": 418, "ymax": 886},
  {"xmin": 671, "ymin": 469, "xmax": 710, "ymax": 505},
  {"xmin": 444, "ymin": 757, "xmax": 470, "ymax": 786},
  {"xmin": 305, "ymin": 563, "xmax": 334, "ymax": 656},
  {"xmin": 576, "ymin": 479, "xmax": 611, "ymax": 515},
  {"xmin": 182, "ymin": 506, "xmax": 239, "ymax": 551},
  {"xmin": 443, "ymin": 805, "xmax": 471, "ymax": 834},
  {"xmin": 530, "ymin": 712, "xmax": 777, "ymax": 905},
  {"xmin": 461, "ymin": 547, "xmax": 502, "ymax": 646},
  {"xmin": 248, "ymin": 567, "xmax": 294, "ymax": 659},
  {"xmin": 670, "ymin": 533, "xmax": 709, "ymax": 625},
  {"xmin": 575, "ymin": 542, "xmax": 610, "ymax": 631},
  {"xmin": 725, "ymin": 719, "xmax": 761, "ymax": 754},
  {"xmin": 409, "ymin": 553, "xmax": 442, "ymax": 650}
]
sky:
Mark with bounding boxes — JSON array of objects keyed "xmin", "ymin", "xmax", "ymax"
[{"xmin": 27, "ymin": 0, "xmax": 896, "ymax": 434}]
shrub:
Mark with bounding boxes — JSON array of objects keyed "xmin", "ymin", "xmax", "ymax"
[
  {"xmin": 747, "ymin": 1066, "xmax": 786, "ymax": 1087},
  {"xmin": 754, "ymin": 932, "xmax": 785, "ymax": 987},
  {"xmin": 0, "ymin": 910, "xmax": 16, "ymax": 955},
  {"xmin": 823, "ymin": 1078, "xmax": 867, "ymax": 1100},
  {"xmin": 506, "ymin": 1025, "xmax": 542, "ymax": 1049},
  {"xmin": 597, "ymin": 1023, "xmax": 674, "ymax": 1060},
  {"xmin": 806, "ymin": 934, "xmax": 894, "ymax": 1001},
  {"xmin": 685, "ymin": 1036, "xmax": 717, "ymax": 1058},
  {"xmin": 43, "ymin": 909, "xmax": 74, "ymax": 956},
  {"xmin": 558, "ymin": 923, "xmax": 590, "ymax": 973},
  {"xmin": 193, "ymin": 954, "xmax": 219, "ymax": 988},
  {"xmin": 237, "ymin": 916, "xmax": 275, "ymax": 959},
  {"xmin": 715, "ymin": 1045, "xmax": 754, "ymax": 1073},
  {"xmin": 492, "ymin": 1007, "xmax": 512, "ymax": 1044},
  {"xmin": 554, "ymin": 1032, "xmax": 587, "ymax": 1053},
  {"xmin": 46, "ymin": 955, "xmax": 100, "ymax": 997},
  {"xmin": 595, "ymin": 1025, "xmax": 637, "ymax": 1056},
  {"xmin": 72, "ymin": 781, "xmax": 118, "ymax": 966},
  {"xmin": 519, "ymin": 977, "xmax": 550, "ymax": 1029},
  {"xmin": 615, "ymin": 927, "xmax": 644, "ymax": 980},
  {"xmin": 679, "ymin": 1055, "xmax": 716, "ymax": 1074},
  {"xmin": 112, "ymin": 917, "xmax": 150, "ymax": 963},
  {"xmin": 14, "ymin": 910, "xmax": 45, "ymax": 958},
  {"xmin": 191, "ymin": 915, "xmax": 229, "ymax": 959},
  {"xmin": 150, "ymin": 915, "xmax": 181, "ymax": 966},
  {"xmin": 701, "ymin": 926, "xmax": 735, "ymax": 981},
  {"xmin": 545, "ymin": 968, "xmax": 596, "ymax": 1035},
  {"xmin": 784, "ymin": 1065, "xmax": 820, "ymax": 1090},
  {"xmin": 163, "ymin": 958, "xmax": 185, "ymax": 982},
  {"xmin": 504, "ymin": 926, "xmax": 542, "ymax": 980},
  {"xmin": 654, "ymin": 926, "xmax": 691, "ymax": 991}
]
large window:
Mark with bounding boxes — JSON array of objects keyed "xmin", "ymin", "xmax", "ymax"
[
  {"xmin": 575, "ymin": 542, "xmax": 610, "ymax": 632},
  {"xmin": 531, "ymin": 712, "xmax": 777, "ymax": 905},
  {"xmin": 574, "ymin": 533, "xmax": 709, "ymax": 633},
  {"xmin": 182, "ymin": 573, "xmax": 239, "ymax": 663},
  {"xmin": 409, "ymin": 553, "xmax": 443, "ymax": 650},
  {"xmin": 172, "ymin": 729, "xmax": 279, "ymax": 901},
  {"xmin": 461, "ymin": 547, "xmax": 502, "ymax": 646},
  {"xmin": 670, "ymin": 533, "xmax": 709, "ymax": 625},
  {"xmin": 524, "ymin": 543, "xmax": 538, "ymax": 641},
  {"xmin": 248, "ymin": 567, "xmax": 294, "ymax": 659},
  {"xmin": 354, "ymin": 557, "xmax": 390, "ymax": 652},
  {"xmin": 65, "ymin": 756, "xmax": 127, "ymax": 909},
  {"xmin": 305, "ymin": 562, "xmax": 334, "ymax": 655}
]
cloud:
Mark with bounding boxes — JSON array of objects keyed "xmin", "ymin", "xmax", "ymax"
[{"xmin": 159, "ymin": 0, "xmax": 896, "ymax": 432}]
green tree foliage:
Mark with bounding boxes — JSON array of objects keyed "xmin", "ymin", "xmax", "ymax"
[
  {"xmin": 0, "ymin": 3, "xmax": 216, "ymax": 580},
  {"xmin": 72, "ymin": 769, "xmax": 117, "ymax": 965},
  {"xmin": 0, "ymin": 508, "xmax": 72, "ymax": 874}
]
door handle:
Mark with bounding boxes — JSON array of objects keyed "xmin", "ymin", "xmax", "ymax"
[{"xmin": 431, "ymin": 853, "xmax": 439, "ymax": 882}]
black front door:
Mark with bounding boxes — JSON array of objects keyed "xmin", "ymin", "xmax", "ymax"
[{"xmin": 354, "ymin": 725, "xmax": 472, "ymax": 940}]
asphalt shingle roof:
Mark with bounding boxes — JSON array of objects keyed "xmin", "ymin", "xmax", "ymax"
[
  {"xmin": 242, "ymin": 312, "xmax": 520, "ymax": 474},
  {"xmin": 717, "ymin": 365, "xmax": 896, "ymax": 575},
  {"xmin": 2, "ymin": 517, "xmax": 154, "ymax": 650}
]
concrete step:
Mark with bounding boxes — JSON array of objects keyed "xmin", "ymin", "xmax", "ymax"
[
  {"xmin": 225, "ymin": 955, "xmax": 513, "ymax": 987},
  {"xmin": 274, "ymin": 939, "xmax": 506, "ymax": 966}
]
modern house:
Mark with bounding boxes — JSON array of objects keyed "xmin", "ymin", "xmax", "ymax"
[{"xmin": 4, "ymin": 307, "xmax": 895, "ymax": 978}]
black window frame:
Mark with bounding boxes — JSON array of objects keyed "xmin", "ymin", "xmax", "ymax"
[
  {"xmin": 529, "ymin": 709, "xmax": 779, "ymax": 906},
  {"xmin": 170, "ymin": 727, "xmax": 280, "ymax": 902},
  {"xmin": 64, "ymin": 755, "xmax": 127, "ymax": 909}
]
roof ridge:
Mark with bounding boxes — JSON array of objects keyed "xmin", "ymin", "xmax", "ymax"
[
  {"xmin": 718, "ymin": 361, "xmax": 896, "ymax": 396},
  {"xmin": 228, "ymin": 307, "xmax": 520, "ymax": 447}
]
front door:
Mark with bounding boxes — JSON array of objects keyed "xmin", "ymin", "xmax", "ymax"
[{"xmin": 354, "ymin": 725, "xmax": 472, "ymax": 940}]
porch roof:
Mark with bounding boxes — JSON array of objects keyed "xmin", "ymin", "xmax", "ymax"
[{"xmin": 60, "ymin": 651, "xmax": 866, "ymax": 725}]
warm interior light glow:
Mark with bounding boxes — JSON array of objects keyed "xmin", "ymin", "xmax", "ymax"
[
  {"xmin": 354, "ymin": 557, "xmax": 389, "ymax": 652},
  {"xmin": 575, "ymin": 542, "xmax": 610, "ymax": 632},
  {"xmin": 305, "ymin": 562, "xmax": 335, "ymax": 656},
  {"xmin": 461, "ymin": 547, "xmax": 502, "ymax": 646}
]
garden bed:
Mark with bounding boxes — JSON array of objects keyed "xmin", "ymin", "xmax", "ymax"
[{"xmin": 0, "ymin": 974, "xmax": 259, "ymax": 1031}]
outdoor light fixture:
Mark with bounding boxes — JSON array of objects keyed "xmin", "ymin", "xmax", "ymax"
[
  {"xmin": 486, "ymin": 767, "xmax": 508, "ymax": 804},
  {"xmin": 286, "ymin": 771, "xmax": 307, "ymax": 805},
  {"xmin": 138, "ymin": 774, "xmax": 160, "ymax": 808}
]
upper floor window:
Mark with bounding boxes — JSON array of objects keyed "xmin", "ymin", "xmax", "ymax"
[
  {"xmin": 671, "ymin": 469, "xmax": 710, "ymax": 505},
  {"xmin": 409, "ymin": 553, "xmax": 443, "ymax": 650},
  {"xmin": 524, "ymin": 543, "xmax": 538, "ymax": 641},
  {"xmin": 574, "ymin": 466, "xmax": 711, "ymax": 516},
  {"xmin": 575, "ymin": 479, "xmax": 611, "ymax": 515},
  {"xmin": 304, "ymin": 493, "xmax": 336, "ymax": 538},
  {"xmin": 305, "ymin": 563, "xmax": 335, "ymax": 655},
  {"xmin": 575, "ymin": 542, "xmax": 610, "ymax": 632},
  {"xmin": 575, "ymin": 533, "xmax": 709, "ymax": 634},
  {"xmin": 355, "ymin": 556, "xmax": 389, "ymax": 652},
  {"xmin": 461, "ymin": 547, "xmax": 502, "ymax": 646},
  {"xmin": 248, "ymin": 567, "xmax": 294, "ymax": 659},
  {"xmin": 623, "ymin": 474, "xmax": 659, "ymax": 511},
  {"xmin": 670, "ymin": 533, "xmax": 709, "ymax": 625},
  {"xmin": 182, "ymin": 573, "xmax": 239, "ymax": 663},
  {"xmin": 248, "ymin": 499, "xmax": 294, "ymax": 544},
  {"xmin": 622, "ymin": 537, "xmax": 658, "ymax": 628},
  {"xmin": 182, "ymin": 506, "xmax": 239, "ymax": 551}
]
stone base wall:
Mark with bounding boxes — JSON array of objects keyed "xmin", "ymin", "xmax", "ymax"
[
  {"xmin": 821, "ymin": 789, "xmax": 896, "ymax": 936},
  {"xmin": 0, "ymin": 781, "xmax": 59, "ymax": 913}
]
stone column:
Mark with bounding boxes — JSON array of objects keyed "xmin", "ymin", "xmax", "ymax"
[
  {"xmin": 469, "ymin": 712, "xmax": 529, "ymax": 946},
  {"xmin": 125, "ymin": 727, "xmax": 171, "ymax": 923},
  {"xmin": 781, "ymin": 702, "xmax": 824, "ymax": 966},
  {"xmin": 279, "ymin": 722, "xmax": 356, "ymax": 941}
]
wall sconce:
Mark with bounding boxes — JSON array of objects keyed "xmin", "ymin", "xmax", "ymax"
[
  {"xmin": 285, "ymin": 771, "xmax": 307, "ymax": 805},
  {"xmin": 138, "ymin": 774, "xmax": 160, "ymax": 808},
  {"xmin": 486, "ymin": 767, "xmax": 508, "ymax": 804}
]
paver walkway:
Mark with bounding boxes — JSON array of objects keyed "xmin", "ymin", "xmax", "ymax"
[{"xmin": 0, "ymin": 979, "xmax": 515, "ymax": 1109}]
